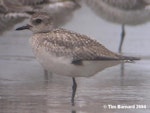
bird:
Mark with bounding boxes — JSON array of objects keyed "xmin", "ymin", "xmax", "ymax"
[
  {"xmin": 16, "ymin": 12, "xmax": 140, "ymax": 105},
  {"xmin": 83, "ymin": 0, "xmax": 150, "ymax": 53}
]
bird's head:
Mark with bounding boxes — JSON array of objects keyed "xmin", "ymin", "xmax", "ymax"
[{"xmin": 16, "ymin": 12, "xmax": 54, "ymax": 33}]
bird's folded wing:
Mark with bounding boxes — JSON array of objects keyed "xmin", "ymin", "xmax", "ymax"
[
  {"xmin": 42, "ymin": 28, "xmax": 121, "ymax": 61},
  {"xmin": 41, "ymin": 28, "xmax": 140, "ymax": 63}
]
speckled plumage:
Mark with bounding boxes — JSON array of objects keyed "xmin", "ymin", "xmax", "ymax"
[
  {"xmin": 31, "ymin": 28, "xmax": 121, "ymax": 60},
  {"xmin": 17, "ymin": 13, "xmax": 139, "ymax": 77}
]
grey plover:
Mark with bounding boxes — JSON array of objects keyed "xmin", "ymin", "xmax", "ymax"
[
  {"xmin": 84, "ymin": 0, "xmax": 150, "ymax": 52},
  {"xmin": 16, "ymin": 13, "xmax": 140, "ymax": 105}
]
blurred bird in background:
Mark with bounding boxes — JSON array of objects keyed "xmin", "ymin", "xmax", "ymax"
[{"xmin": 81, "ymin": 0, "xmax": 150, "ymax": 53}]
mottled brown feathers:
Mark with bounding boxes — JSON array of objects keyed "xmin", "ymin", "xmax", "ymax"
[
  {"xmin": 32, "ymin": 28, "xmax": 125, "ymax": 61},
  {"xmin": 30, "ymin": 13, "xmax": 140, "ymax": 63}
]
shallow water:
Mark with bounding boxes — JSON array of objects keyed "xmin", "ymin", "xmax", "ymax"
[{"xmin": 0, "ymin": 5, "xmax": 150, "ymax": 113}]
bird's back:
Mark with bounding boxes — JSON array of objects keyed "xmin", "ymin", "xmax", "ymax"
[
  {"xmin": 31, "ymin": 28, "xmax": 139, "ymax": 61},
  {"xmin": 85, "ymin": 0, "xmax": 150, "ymax": 25}
]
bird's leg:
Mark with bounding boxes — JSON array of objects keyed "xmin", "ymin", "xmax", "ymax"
[
  {"xmin": 72, "ymin": 110, "xmax": 76, "ymax": 113},
  {"xmin": 71, "ymin": 77, "xmax": 77, "ymax": 106},
  {"xmin": 44, "ymin": 69, "xmax": 49, "ymax": 80},
  {"xmin": 119, "ymin": 25, "xmax": 125, "ymax": 76},
  {"xmin": 119, "ymin": 24, "xmax": 125, "ymax": 53},
  {"xmin": 44, "ymin": 69, "xmax": 53, "ymax": 80}
]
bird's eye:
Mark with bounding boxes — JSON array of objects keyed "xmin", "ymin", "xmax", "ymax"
[{"xmin": 35, "ymin": 19, "xmax": 42, "ymax": 24}]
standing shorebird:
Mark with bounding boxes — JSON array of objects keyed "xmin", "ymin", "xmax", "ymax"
[
  {"xmin": 83, "ymin": 0, "xmax": 150, "ymax": 52},
  {"xmin": 16, "ymin": 13, "xmax": 140, "ymax": 105}
]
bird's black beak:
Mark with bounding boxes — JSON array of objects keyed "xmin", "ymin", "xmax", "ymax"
[{"xmin": 16, "ymin": 24, "xmax": 32, "ymax": 30}]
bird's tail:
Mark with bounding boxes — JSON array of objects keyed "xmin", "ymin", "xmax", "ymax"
[{"xmin": 121, "ymin": 56, "xmax": 140, "ymax": 63}]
